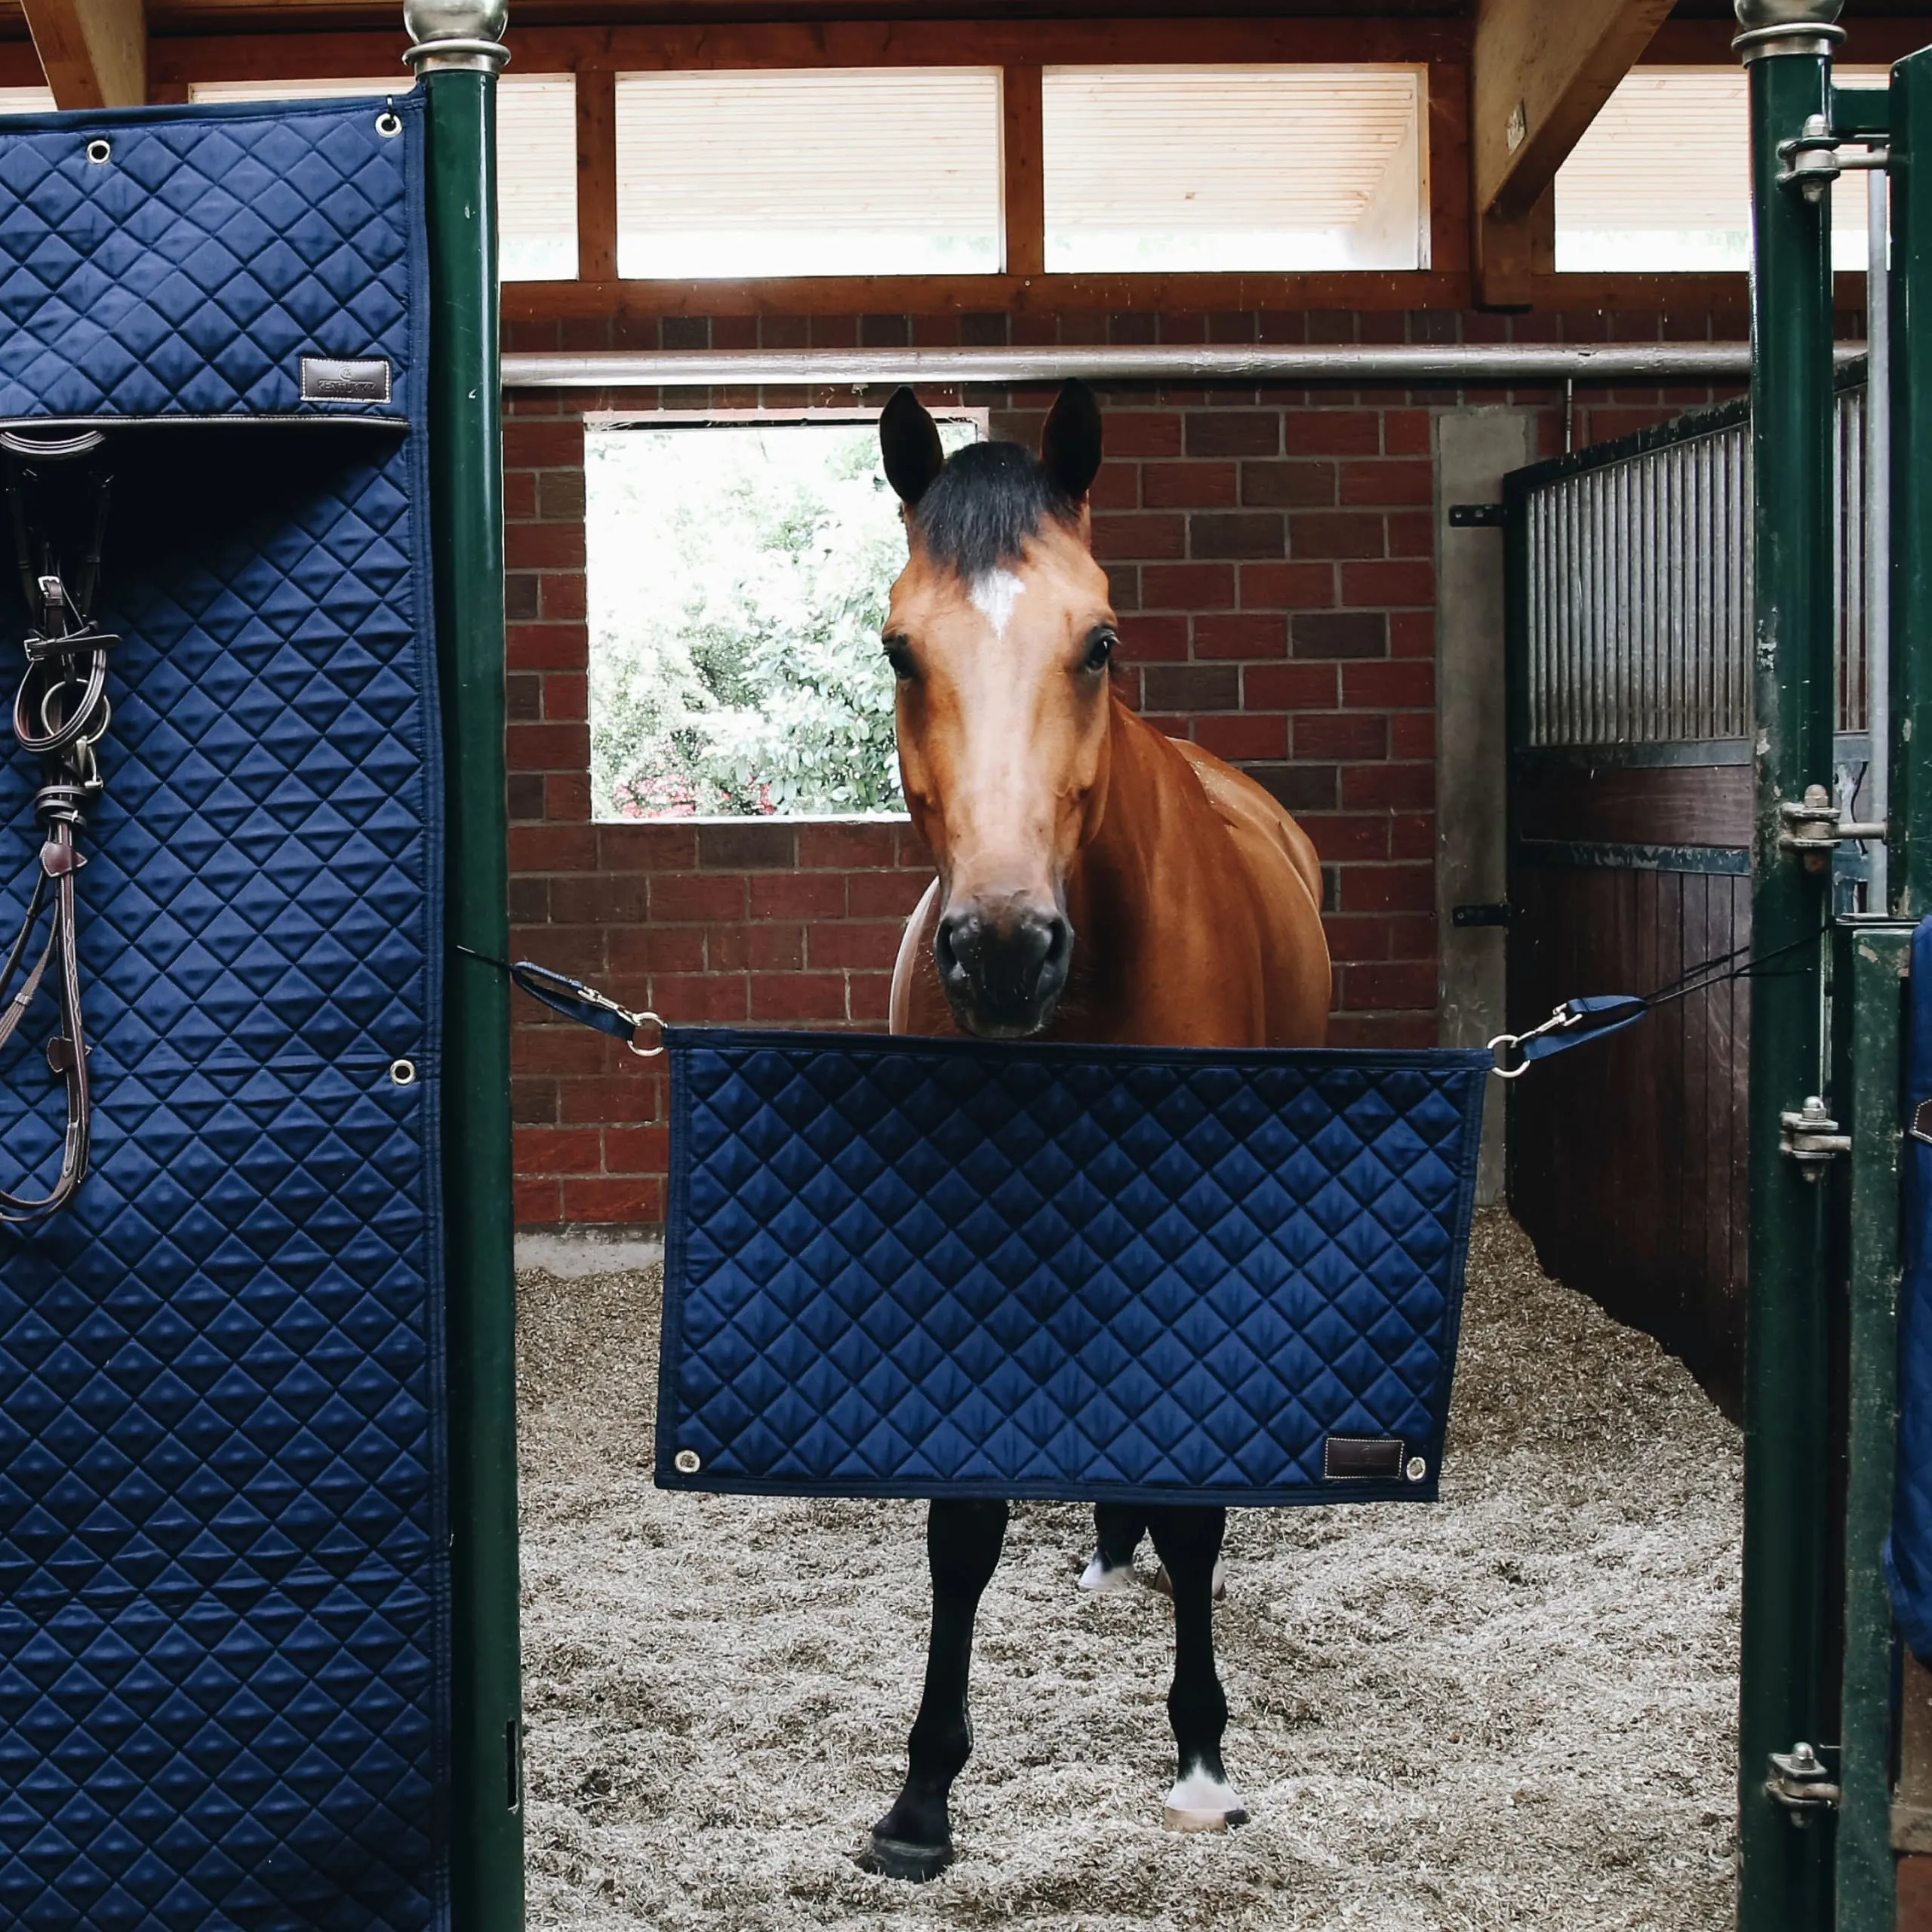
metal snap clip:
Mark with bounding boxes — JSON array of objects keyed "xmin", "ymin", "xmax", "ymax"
[
  {"xmin": 1405, "ymin": 1457, "xmax": 1428, "ymax": 1482},
  {"xmin": 85, "ymin": 138, "xmax": 112, "ymax": 165},
  {"xmin": 673, "ymin": 1449, "xmax": 701, "ymax": 1475},
  {"xmin": 389, "ymin": 1058, "xmax": 418, "ymax": 1087},
  {"xmin": 375, "ymin": 110, "xmax": 403, "ymax": 139}
]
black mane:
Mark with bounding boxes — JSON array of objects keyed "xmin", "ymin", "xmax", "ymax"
[{"xmin": 909, "ymin": 441, "xmax": 1079, "ymax": 580}]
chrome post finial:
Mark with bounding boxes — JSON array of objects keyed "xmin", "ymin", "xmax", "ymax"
[
  {"xmin": 402, "ymin": 0, "xmax": 510, "ymax": 73},
  {"xmin": 1734, "ymin": 0, "xmax": 1846, "ymax": 60}
]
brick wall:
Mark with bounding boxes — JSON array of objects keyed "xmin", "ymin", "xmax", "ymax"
[{"xmin": 501, "ymin": 304, "xmax": 1755, "ymax": 1231}]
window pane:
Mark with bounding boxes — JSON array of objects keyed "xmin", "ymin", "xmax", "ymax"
[
  {"xmin": 1043, "ymin": 66, "xmax": 1426, "ymax": 273},
  {"xmin": 588, "ymin": 417, "xmax": 976, "ymax": 819},
  {"xmin": 615, "ymin": 69, "xmax": 1001, "ymax": 279},
  {"xmin": 189, "ymin": 73, "xmax": 578, "ymax": 281},
  {"xmin": 1555, "ymin": 67, "xmax": 1885, "ymax": 273}
]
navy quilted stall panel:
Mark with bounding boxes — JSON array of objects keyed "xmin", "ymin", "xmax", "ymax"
[
  {"xmin": 1890, "ymin": 918, "xmax": 1932, "ymax": 1660},
  {"xmin": 0, "ymin": 97, "xmax": 444, "ymax": 1930},
  {"xmin": 657, "ymin": 1029, "xmax": 1488, "ymax": 1507}
]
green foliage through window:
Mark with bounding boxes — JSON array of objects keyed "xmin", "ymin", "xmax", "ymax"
[{"xmin": 587, "ymin": 417, "xmax": 977, "ymax": 818}]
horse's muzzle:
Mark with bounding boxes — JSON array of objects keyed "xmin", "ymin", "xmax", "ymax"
[{"xmin": 934, "ymin": 903, "xmax": 1073, "ymax": 1038}]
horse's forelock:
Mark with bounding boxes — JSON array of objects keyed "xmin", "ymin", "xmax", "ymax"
[{"xmin": 909, "ymin": 441, "xmax": 1080, "ymax": 583}]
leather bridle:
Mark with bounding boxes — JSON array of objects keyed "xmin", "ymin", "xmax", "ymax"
[{"xmin": 0, "ymin": 426, "xmax": 115, "ymax": 1225}]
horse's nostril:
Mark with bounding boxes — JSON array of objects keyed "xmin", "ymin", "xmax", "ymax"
[{"xmin": 934, "ymin": 912, "xmax": 977, "ymax": 988}]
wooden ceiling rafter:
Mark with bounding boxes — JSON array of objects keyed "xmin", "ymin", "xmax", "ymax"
[{"xmin": 20, "ymin": 0, "xmax": 145, "ymax": 106}]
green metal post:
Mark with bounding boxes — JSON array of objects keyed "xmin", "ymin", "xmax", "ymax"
[
  {"xmin": 1894, "ymin": 46, "xmax": 1932, "ymax": 912},
  {"xmin": 1833, "ymin": 921, "xmax": 1909, "ymax": 1932},
  {"xmin": 404, "ymin": 5, "xmax": 525, "ymax": 1928},
  {"xmin": 1735, "ymin": 5, "xmax": 1844, "ymax": 1929}
]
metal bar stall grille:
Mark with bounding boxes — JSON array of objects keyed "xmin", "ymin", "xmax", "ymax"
[{"xmin": 1521, "ymin": 380, "xmax": 1872, "ymax": 750}]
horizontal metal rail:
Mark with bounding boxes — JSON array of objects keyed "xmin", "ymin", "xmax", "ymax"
[{"xmin": 500, "ymin": 342, "xmax": 1869, "ymax": 392}]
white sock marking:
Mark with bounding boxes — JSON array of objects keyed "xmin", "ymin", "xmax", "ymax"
[{"xmin": 969, "ymin": 568, "xmax": 1025, "ymax": 640}]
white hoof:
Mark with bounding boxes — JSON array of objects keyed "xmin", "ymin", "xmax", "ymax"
[
  {"xmin": 1162, "ymin": 1768, "xmax": 1249, "ymax": 1834},
  {"xmin": 1152, "ymin": 1557, "xmax": 1229, "ymax": 1601},
  {"xmin": 1078, "ymin": 1550, "xmax": 1137, "ymax": 1594}
]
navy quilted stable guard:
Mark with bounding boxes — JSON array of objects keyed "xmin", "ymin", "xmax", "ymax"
[
  {"xmin": 0, "ymin": 97, "xmax": 445, "ymax": 1930},
  {"xmin": 657, "ymin": 1029, "xmax": 1489, "ymax": 1507}
]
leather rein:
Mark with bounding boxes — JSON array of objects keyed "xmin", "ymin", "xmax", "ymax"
[{"xmin": 0, "ymin": 427, "xmax": 115, "ymax": 1226}]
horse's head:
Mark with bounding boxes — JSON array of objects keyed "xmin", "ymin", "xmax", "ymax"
[{"xmin": 880, "ymin": 381, "xmax": 1114, "ymax": 1040}]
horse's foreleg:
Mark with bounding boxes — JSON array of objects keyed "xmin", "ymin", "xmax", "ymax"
[
  {"xmin": 1145, "ymin": 1503, "xmax": 1247, "ymax": 1832},
  {"xmin": 1079, "ymin": 1501, "xmax": 1145, "ymax": 1593},
  {"xmin": 865, "ymin": 1497, "xmax": 1008, "ymax": 1881}
]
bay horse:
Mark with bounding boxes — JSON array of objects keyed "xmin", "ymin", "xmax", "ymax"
[{"xmin": 866, "ymin": 381, "xmax": 1331, "ymax": 1880}]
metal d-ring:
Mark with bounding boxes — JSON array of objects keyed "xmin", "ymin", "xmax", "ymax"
[
  {"xmin": 629, "ymin": 1011, "xmax": 665, "ymax": 1059},
  {"xmin": 1486, "ymin": 1001, "xmax": 1585, "ymax": 1081}
]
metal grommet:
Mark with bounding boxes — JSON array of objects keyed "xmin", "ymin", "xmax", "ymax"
[
  {"xmin": 389, "ymin": 1058, "xmax": 418, "ymax": 1087},
  {"xmin": 85, "ymin": 138, "xmax": 111, "ymax": 165},
  {"xmin": 376, "ymin": 111, "xmax": 402, "ymax": 138},
  {"xmin": 673, "ymin": 1449, "xmax": 701, "ymax": 1475},
  {"xmin": 1405, "ymin": 1457, "xmax": 1428, "ymax": 1483}
]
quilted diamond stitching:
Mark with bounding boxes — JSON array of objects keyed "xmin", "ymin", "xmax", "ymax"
[
  {"xmin": 660, "ymin": 1037, "xmax": 1486, "ymax": 1505},
  {"xmin": 0, "ymin": 99, "xmax": 438, "ymax": 1932}
]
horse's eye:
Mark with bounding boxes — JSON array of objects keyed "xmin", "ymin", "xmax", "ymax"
[
  {"xmin": 884, "ymin": 637, "xmax": 915, "ymax": 681},
  {"xmin": 1083, "ymin": 630, "xmax": 1116, "ymax": 674}
]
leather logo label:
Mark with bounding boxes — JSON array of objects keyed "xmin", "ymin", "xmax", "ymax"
[{"xmin": 300, "ymin": 356, "xmax": 392, "ymax": 403}]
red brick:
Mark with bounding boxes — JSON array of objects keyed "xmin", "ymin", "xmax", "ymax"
[
  {"xmin": 1243, "ymin": 663, "xmax": 1339, "ymax": 710},
  {"xmin": 514, "ymin": 1126, "xmax": 604, "ymax": 1174},
  {"xmin": 508, "ymin": 722, "xmax": 590, "ymax": 771},
  {"xmin": 799, "ymin": 823, "xmax": 899, "ymax": 869},
  {"xmin": 605, "ymin": 1126, "xmax": 672, "ymax": 1174},
  {"xmin": 1386, "ymin": 912, "xmax": 1438, "ymax": 959},
  {"xmin": 649, "ymin": 873, "xmax": 747, "ymax": 922},
  {"xmin": 748, "ymin": 924, "xmax": 804, "ymax": 971},
  {"xmin": 1091, "ymin": 512, "xmax": 1186, "ymax": 561},
  {"xmin": 1294, "ymin": 713, "xmax": 1388, "ymax": 761},
  {"xmin": 546, "ymin": 772, "xmax": 593, "ymax": 823},
  {"xmin": 608, "ymin": 926, "xmax": 706, "ymax": 975},
  {"xmin": 540, "ymin": 574, "xmax": 586, "ymax": 621},
  {"xmin": 1391, "ymin": 714, "xmax": 1436, "ymax": 758},
  {"xmin": 1141, "ymin": 563, "xmax": 1236, "ymax": 610},
  {"xmin": 561, "ymin": 1075, "xmax": 668, "ymax": 1126},
  {"xmin": 1240, "ymin": 563, "xmax": 1334, "ymax": 611},
  {"xmin": 1192, "ymin": 715, "xmax": 1287, "ymax": 761},
  {"xmin": 1383, "ymin": 410, "xmax": 1433, "ymax": 457},
  {"xmin": 513, "ymin": 1026, "xmax": 609, "ymax": 1076},
  {"xmin": 504, "ymin": 523, "xmax": 585, "ymax": 571},
  {"xmin": 1340, "ymin": 560, "xmax": 1435, "ymax": 607},
  {"xmin": 1297, "ymin": 813, "xmax": 1389, "ymax": 861},
  {"xmin": 503, "ymin": 420, "xmax": 584, "ymax": 467},
  {"xmin": 599, "ymin": 823, "xmax": 698, "ymax": 870},
  {"xmin": 1340, "ymin": 864, "xmax": 1435, "ymax": 912},
  {"xmin": 542, "ymin": 672, "xmax": 588, "ymax": 721},
  {"xmin": 1121, "ymin": 613, "xmax": 1190, "ymax": 660},
  {"xmin": 651, "ymin": 972, "xmax": 750, "ymax": 1023},
  {"xmin": 1186, "ymin": 412, "xmax": 1280, "ymax": 457},
  {"xmin": 509, "ymin": 823, "xmax": 598, "ymax": 872},
  {"xmin": 1105, "ymin": 411, "xmax": 1185, "ymax": 458},
  {"xmin": 850, "ymin": 974, "xmax": 894, "ymax": 1024},
  {"xmin": 562, "ymin": 1176, "xmax": 661, "ymax": 1225},
  {"xmin": 1191, "ymin": 512, "xmax": 1284, "ymax": 559},
  {"xmin": 1193, "ymin": 614, "xmax": 1287, "ymax": 661},
  {"xmin": 1088, "ymin": 464, "xmax": 1138, "ymax": 512},
  {"xmin": 1340, "ymin": 460, "xmax": 1435, "ymax": 507},
  {"xmin": 515, "ymin": 1177, "xmax": 561, "ymax": 1226},
  {"xmin": 1345, "ymin": 961, "xmax": 1438, "ymax": 1010},
  {"xmin": 1243, "ymin": 460, "xmax": 1334, "ymax": 509},
  {"xmin": 1389, "ymin": 611, "xmax": 1436, "ymax": 657},
  {"xmin": 751, "ymin": 974, "xmax": 849, "ymax": 1021},
  {"xmin": 552, "ymin": 875, "xmax": 649, "ymax": 924},
  {"xmin": 507, "ymin": 623, "xmax": 588, "ymax": 671},
  {"xmin": 503, "ymin": 471, "xmax": 537, "ymax": 518},
  {"xmin": 751, "ymin": 872, "xmax": 849, "ymax": 920},
  {"xmin": 1143, "ymin": 463, "xmax": 1238, "ymax": 509},
  {"xmin": 1327, "ymin": 1013, "xmax": 1435, "ymax": 1048},
  {"xmin": 1291, "ymin": 513, "xmax": 1386, "ymax": 561},
  {"xmin": 1387, "ymin": 511, "xmax": 1435, "ymax": 558},
  {"xmin": 1343, "ymin": 661, "xmax": 1435, "ymax": 707},
  {"xmin": 1285, "ymin": 412, "xmax": 1380, "ymax": 456},
  {"xmin": 1390, "ymin": 813, "xmax": 1435, "ymax": 859},
  {"xmin": 848, "ymin": 872, "xmax": 929, "ymax": 919},
  {"xmin": 808, "ymin": 921, "xmax": 906, "ymax": 969},
  {"xmin": 1343, "ymin": 763, "xmax": 1435, "ymax": 810}
]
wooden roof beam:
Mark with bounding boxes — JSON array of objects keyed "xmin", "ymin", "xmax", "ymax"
[
  {"xmin": 1471, "ymin": 0, "xmax": 1675, "ymax": 305},
  {"xmin": 22, "ymin": 0, "xmax": 146, "ymax": 108}
]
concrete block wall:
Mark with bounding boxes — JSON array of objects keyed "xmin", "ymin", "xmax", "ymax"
[{"xmin": 500, "ymin": 304, "xmax": 1749, "ymax": 1231}]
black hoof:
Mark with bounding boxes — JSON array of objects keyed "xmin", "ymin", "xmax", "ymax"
[{"xmin": 860, "ymin": 1831, "xmax": 955, "ymax": 1883}]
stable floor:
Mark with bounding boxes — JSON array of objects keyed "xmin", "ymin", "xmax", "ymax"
[{"xmin": 516, "ymin": 1213, "xmax": 1741, "ymax": 1931}]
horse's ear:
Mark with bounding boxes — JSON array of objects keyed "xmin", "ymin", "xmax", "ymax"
[
  {"xmin": 880, "ymin": 386, "xmax": 946, "ymax": 508},
  {"xmin": 1041, "ymin": 378, "xmax": 1103, "ymax": 502}
]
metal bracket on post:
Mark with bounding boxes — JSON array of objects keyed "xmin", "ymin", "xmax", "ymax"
[
  {"xmin": 1768, "ymin": 1743, "xmax": 1844, "ymax": 1823},
  {"xmin": 1779, "ymin": 113, "xmax": 1889, "ymax": 199},
  {"xmin": 1780, "ymin": 783, "xmax": 1888, "ymax": 866},
  {"xmin": 1780, "ymin": 1097, "xmax": 1852, "ymax": 1175}
]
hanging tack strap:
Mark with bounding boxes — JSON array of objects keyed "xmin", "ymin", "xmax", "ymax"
[
  {"xmin": 509, "ymin": 959, "xmax": 664, "ymax": 1057},
  {"xmin": 0, "ymin": 433, "xmax": 115, "ymax": 1225},
  {"xmin": 1488, "ymin": 995, "xmax": 1651, "ymax": 1079}
]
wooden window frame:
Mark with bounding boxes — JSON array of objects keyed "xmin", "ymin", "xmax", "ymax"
[{"xmin": 22, "ymin": 13, "xmax": 1921, "ymax": 315}]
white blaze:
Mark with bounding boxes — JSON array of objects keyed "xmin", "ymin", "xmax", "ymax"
[{"xmin": 969, "ymin": 568, "xmax": 1025, "ymax": 641}]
